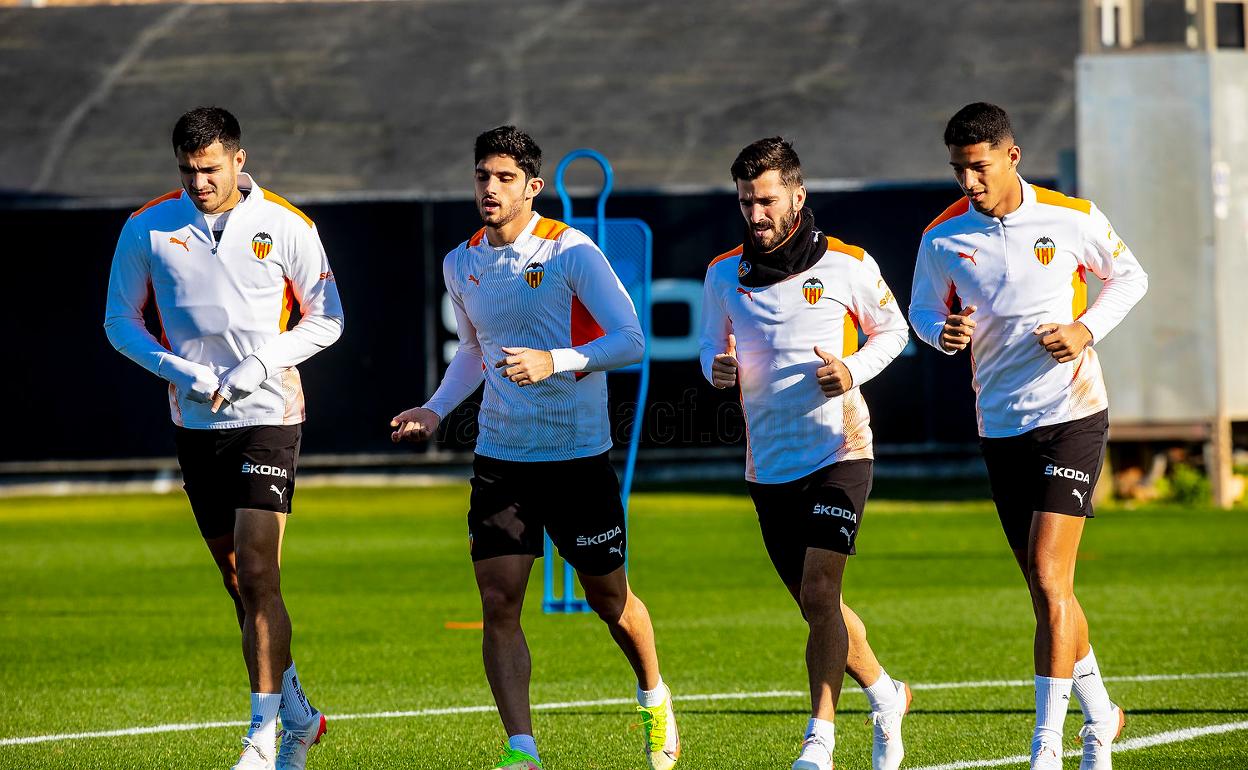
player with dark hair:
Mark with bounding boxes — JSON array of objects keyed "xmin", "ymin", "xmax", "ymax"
[
  {"xmin": 910, "ymin": 102, "xmax": 1148, "ymax": 770},
  {"xmin": 390, "ymin": 125, "xmax": 679, "ymax": 770},
  {"xmin": 105, "ymin": 106, "xmax": 342, "ymax": 770},
  {"xmin": 701, "ymin": 137, "xmax": 912, "ymax": 770}
]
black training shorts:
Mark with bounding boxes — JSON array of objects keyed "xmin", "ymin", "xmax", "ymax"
[
  {"xmin": 979, "ymin": 409, "xmax": 1109, "ymax": 550},
  {"xmin": 747, "ymin": 459, "xmax": 873, "ymax": 587},
  {"xmin": 174, "ymin": 424, "xmax": 301, "ymax": 539},
  {"xmin": 467, "ymin": 451, "xmax": 627, "ymax": 577}
]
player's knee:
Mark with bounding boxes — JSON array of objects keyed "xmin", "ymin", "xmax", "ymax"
[
  {"xmin": 1027, "ymin": 565, "xmax": 1073, "ymax": 606},
  {"xmin": 235, "ymin": 559, "xmax": 280, "ymax": 602},
  {"xmin": 585, "ymin": 586, "xmax": 628, "ymax": 623},
  {"xmin": 479, "ymin": 584, "xmax": 523, "ymax": 624},
  {"xmin": 799, "ymin": 583, "xmax": 842, "ymax": 621}
]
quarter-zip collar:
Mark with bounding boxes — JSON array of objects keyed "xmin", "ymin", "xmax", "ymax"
[{"xmin": 965, "ymin": 175, "xmax": 1033, "ymax": 226}]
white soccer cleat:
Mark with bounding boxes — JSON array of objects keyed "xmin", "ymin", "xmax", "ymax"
[
  {"xmin": 792, "ymin": 735, "xmax": 834, "ymax": 770},
  {"xmin": 231, "ymin": 736, "xmax": 275, "ymax": 770},
  {"xmin": 1078, "ymin": 703, "xmax": 1124, "ymax": 770},
  {"xmin": 870, "ymin": 680, "xmax": 912, "ymax": 770},
  {"xmin": 1030, "ymin": 737, "xmax": 1063, "ymax": 770},
  {"xmin": 276, "ymin": 711, "xmax": 327, "ymax": 770},
  {"xmin": 637, "ymin": 685, "xmax": 680, "ymax": 769}
]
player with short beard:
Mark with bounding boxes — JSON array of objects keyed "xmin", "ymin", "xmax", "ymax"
[
  {"xmin": 389, "ymin": 125, "xmax": 679, "ymax": 770},
  {"xmin": 700, "ymin": 137, "xmax": 912, "ymax": 770},
  {"xmin": 909, "ymin": 102, "xmax": 1148, "ymax": 770},
  {"xmin": 105, "ymin": 106, "xmax": 342, "ymax": 770}
]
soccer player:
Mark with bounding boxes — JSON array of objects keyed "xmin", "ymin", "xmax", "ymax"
[
  {"xmin": 700, "ymin": 137, "xmax": 913, "ymax": 770},
  {"xmin": 909, "ymin": 103, "xmax": 1148, "ymax": 770},
  {"xmin": 104, "ymin": 107, "xmax": 342, "ymax": 770},
  {"xmin": 389, "ymin": 125, "xmax": 679, "ymax": 770}
]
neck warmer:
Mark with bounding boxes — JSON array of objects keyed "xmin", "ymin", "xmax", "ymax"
[{"xmin": 738, "ymin": 209, "xmax": 827, "ymax": 288}]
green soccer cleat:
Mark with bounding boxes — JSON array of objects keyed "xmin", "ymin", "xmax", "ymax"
[
  {"xmin": 637, "ymin": 686, "xmax": 681, "ymax": 770},
  {"xmin": 492, "ymin": 747, "xmax": 542, "ymax": 770}
]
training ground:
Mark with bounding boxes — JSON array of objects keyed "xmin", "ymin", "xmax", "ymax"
[{"xmin": 1, "ymin": 485, "xmax": 1245, "ymax": 768}]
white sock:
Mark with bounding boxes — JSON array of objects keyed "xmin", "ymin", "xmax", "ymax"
[
  {"xmin": 1072, "ymin": 647, "xmax": 1115, "ymax": 724},
  {"xmin": 1033, "ymin": 676, "xmax": 1073, "ymax": 747},
  {"xmin": 247, "ymin": 692, "xmax": 282, "ymax": 755},
  {"xmin": 863, "ymin": 669, "xmax": 901, "ymax": 712},
  {"xmin": 279, "ymin": 661, "xmax": 316, "ymax": 730},
  {"xmin": 507, "ymin": 734, "xmax": 539, "ymax": 761},
  {"xmin": 805, "ymin": 716, "xmax": 835, "ymax": 743},
  {"xmin": 638, "ymin": 676, "xmax": 667, "ymax": 708}
]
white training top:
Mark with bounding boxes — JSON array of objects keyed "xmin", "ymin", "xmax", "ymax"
[
  {"xmin": 425, "ymin": 213, "xmax": 643, "ymax": 462},
  {"xmin": 700, "ymin": 236, "xmax": 910, "ymax": 484},
  {"xmin": 909, "ymin": 179, "xmax": 1148, "ymax": 438},
  {"xmin": 104, "ymin": 173, "xmax": 345, "ymax": 429}
]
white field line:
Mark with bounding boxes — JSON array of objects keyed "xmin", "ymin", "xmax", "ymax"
[
  {"xmin": 1, "ymin": 670, "xmax": 1245, "ymax": 748},
  {"xmin": 911, "ymin": 720, "xmax": 1248, "ymax": 770}
]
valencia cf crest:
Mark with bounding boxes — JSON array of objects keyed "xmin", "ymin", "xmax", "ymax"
[
  {"xmin": 251, "ymin": 232, "xmax": 274, "ymax": 260},
  {"xmin": 738, "ymin": 260, "xmax": 752, "ymax": 279},
  {"xmin": 802, "ymin": 277, "xmax": 824, "ymax": 305},
  {"xmin": 523, "ymin": 261, "xmax": 545, "ymax": 288},
  {"xmin": 1034, "ymin": 237, "xmax": 1056, "ymax": 266}
]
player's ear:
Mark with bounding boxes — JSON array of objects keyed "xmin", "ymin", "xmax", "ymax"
[
  {"xmin": 235, "ymin": 148, "xmax": 247, "ymax": 172},
  {"xmin": 1008, "ymin": 144, "xmax": 1021, "ymax": 168},
  {"xmin": 527, "ymin": 176, "xmax": 544, "ymax": 200},
  {"xmin": 793, "ymin": 184, "xmax": 807, "ymax": 210}
]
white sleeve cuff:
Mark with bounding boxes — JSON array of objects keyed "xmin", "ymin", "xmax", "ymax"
[{"xmin": 550, "ymin": 347, "xmax": 589, "ymax": 374}]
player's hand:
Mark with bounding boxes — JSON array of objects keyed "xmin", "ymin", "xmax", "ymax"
[
  {"xmin": 495, "ymin": 347, "xmax": 554, "ymax": 386},
  {"xmin": 157, "ymin": 356, "xmax": 220, "ymax": 405},
  {"xmin": 212, "ymin": 355, "xmax": 269, "ymax": 413},
  {"xmin": 814, "ymin": 345, "xmax": 854, "ymax": 398},
  {"xmin": 711, "ymin": 333, "xmax": 739, "ymax": 389},
  {"xmin": 940, "ymin": 304, "xmax": 977, "ymax": 352},
  {"xmin": 1033, "ymin": 321, "xmax": 1093, "ymax": 363},
  {"xmin": 390, "ymin": 407, "xmax": 441, "ymax": 443}
]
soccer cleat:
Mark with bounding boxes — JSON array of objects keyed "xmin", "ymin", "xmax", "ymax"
[
  {"xmin": 1078, "ymin": 703, "xmax": 1125, "ymax": 770},
  {"xmin": 492, "ymin": 747, "xmax": 542, "ymax": 769},
  {"xmin": 792, "ymin": 735, "xmax": 834, "ymax": 770},
  {"xmin": 231, "ymin": 736, "xmax": 275, "ymax": 770},
  {"xmin": 869, "ymin": 680, "xmax": 912, "ymax": 770},
  {"xmin": 275, "ymin": 711, "xmax": 326, "ymax": 770},
  {"xmin": 637, "ymin": 685, "xmax": 680, "ymax": 770},
  {"xmin": 1030, "ymin": 737, "xmax": 1062, "ymax": 770}
]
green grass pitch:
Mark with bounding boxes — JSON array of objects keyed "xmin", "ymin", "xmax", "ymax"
[{"xmin": 1, "ymin": 485, "xmax": 1246, "ymax": 768}]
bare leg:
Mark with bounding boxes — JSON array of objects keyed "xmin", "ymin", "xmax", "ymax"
[
  {"xmin": 578, "ymin": 566, "xmax": 660, "ymax": 690},
  {"xmin": 474, "ymin": 555, "xmax": 537, "ymax": 737},
  {"xmin": 800, "ymin": 548, "xmax": 849, "ymax": 721},
  {"xmin": 1018, "ymin": 512, "xmax": 1087, "ymax": 677},
  {"xmin": 1029, "ymin": 513, "xmax": 1085, "ymax": 677},
  {"xmin": 784, "ymin": 582, "xmax": 882, "ymax": 689},
  {"xmin": 235, "ymin": 509, "xmax": 291, "ymax": 693},
  {"xmin": 204, "ymin": 532, "xmax": 245, "ymax": 630}
]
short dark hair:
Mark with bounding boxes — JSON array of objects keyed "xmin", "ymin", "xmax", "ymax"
[
  {"xmin": 731, "ymin": 137, "xmax": 803, "ymax": 188},
  {"xmin": 944, "ymin": 102, "xmax": 1014, "ymax": 148},
  {"xmin": 474, "ymin": 125, "xmax": 542, "ymax": 179},
  {"xmin": 172, "ymin": 106, "xmax": 241, "ymax": 155}
]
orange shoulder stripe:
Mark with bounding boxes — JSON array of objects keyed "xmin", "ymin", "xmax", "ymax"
[
  {"xmin": 130, "ymin": 189, "xmax": 182, "ymax": 219},
  {"xmin": 262, "ymin": 189, "xmax": 314, "ymax": 227},
  {"xmin": 708, "ymin": 245, "xmax": 743, "ymax": 269},
  {"xmin": 532, "ymin": 217, "xmax": 570, "ymax": 241},
  {"xmin": 825, "ymin": 235, "xmax": 865, "ymax": 261},
  {"xmin": 923, "ymin": 197, "xmax": 971, "ymax": 234},
  {"xmin": 1031, "ymin": 185, "xmax": 1092, "ymax": 215},
  {"xmin": 467, "ymin": 228, "xmax": 487, "ymax": 247}
]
